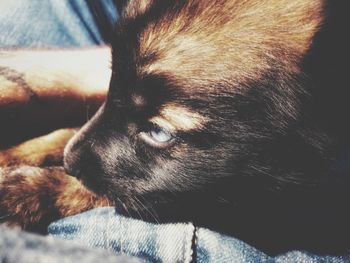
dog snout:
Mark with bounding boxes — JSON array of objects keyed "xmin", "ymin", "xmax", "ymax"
[
  {"xmin": 64, "ymin": 104, "xmax": 105, "ymax": 177},
  {"xmin": 63, "ymin": 138, "xmax": 83, "ymax": 178},
  {"xmin": 63, "ymin": 124, "xmax": 94, "ymax": 178}
]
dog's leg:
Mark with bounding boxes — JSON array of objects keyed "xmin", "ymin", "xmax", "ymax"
[
  {"xmin": 0, "ymin": 166, "xmax": 109, "ymax": 233},
  {"xmin": 0, "ymin": 128, "xmax": 77, "ymax": 167},
  {"xmin": 0, "ymin": 128, "xmax": 111, "ymax": 232}
]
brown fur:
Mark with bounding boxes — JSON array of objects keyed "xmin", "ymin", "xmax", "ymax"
[
  {"xmin": 150, "ymin": 103, "xmax": 207, "ymax": 131},
  {"xmin": 0, "ymin": 166, "xmax": 109, "ymax": 232},
  {"xmin": 0, "ymin": 128, "xmax": 109, "ymax": 231},
  {"xmin": 0, "ymin": 48, "xmax": 109, "ymax": 148},
  {"xmin": 138, "ymin": 0, "xmax": 324, "ymax": 92},
  {"xmin": 0, "ymin": 48, "xmax": 112, "ymax": 231},
  {"xmin": 0, "ymin": 77, "xmax": 32, "ymax": 106},
  {"xmin": 124, "ymin": 0, "xmax": 155, "ymax": 18},
  {"xmin": 0, "ymin": 128, "xmax": 77, "ymax": 167}
]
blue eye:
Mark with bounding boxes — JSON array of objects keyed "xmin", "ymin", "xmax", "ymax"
[
  {"xmin": 139, "ymin": 125, "xmax": 175, "ymax": 149},
  {"xmin": 149, "ymin": 127, "xmax": 173, "ymax": 143}
]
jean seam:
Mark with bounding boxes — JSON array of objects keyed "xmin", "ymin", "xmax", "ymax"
[
  {"xmin": 184, "ymin": 223, "xmax": 195, "ymax": 263},
  {"xmin": 190, "ymin": 226, "xmax": 197, "ymax": 263}
]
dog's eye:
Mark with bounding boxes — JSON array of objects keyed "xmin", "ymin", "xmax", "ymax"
[
  {"xmin": 139, "ymin": 125, "xmax": 175, "ymax": 149},
  {"xmin": 150, "ymin": 127, "xmax": 172, "ymax": 142}
]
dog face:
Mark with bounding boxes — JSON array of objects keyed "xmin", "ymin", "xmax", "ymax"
[{"xmin": 64, "ymin": 0, "xmax": 327, "ymax": 251}]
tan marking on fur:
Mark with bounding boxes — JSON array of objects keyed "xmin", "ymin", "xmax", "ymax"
[
  {"xmin": 139, "ymin": 0, "xmax": 324, "ymax": 91},
  {"xmin": 131, "ymin": 93, "xmax": 147, "ymax": 107},
  {"xmin": 124, "ymin": 0, "xmax": 154, "ymax": 18},
  {"xmin": 0, "ymin": 128, "xmax": 77, "ymax": 167},
  {"xmin": 150, "ymin": 104, "xmax": 208, "ymax": 132}
]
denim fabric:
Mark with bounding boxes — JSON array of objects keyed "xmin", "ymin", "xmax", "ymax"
[
  {"xmin": 0, "ymin": 225, "xmax": 143, "ymax": 263},
  {"xmin": 49, "ymin": 207, "xmax": 350, "ymax": 263},
  {"xmin": 49, "ymin": 207, "xmax": 194, "ymax": 263},
  {"xmin": 0, "ymin": 0, "xmax": 117, "ymax": 47}
]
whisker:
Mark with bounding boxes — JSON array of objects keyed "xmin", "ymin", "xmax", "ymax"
[
  {"xmin": 130, "ymin": 197, "xmax": 144, "ymax": 222},
  {"xmin": 249, "ymin": 165, "xmax": 301, "ymax": 184},
  {"xmin": 136, "ymin": 195, "xmax": 160, "ymax": 224},
  {"xmin": 133, "ymin": 196, "xmax": 152, "ymax": 221},
  {"xmin": 116, "ymin": 198, "xmax": 128, "ymax": 216}
]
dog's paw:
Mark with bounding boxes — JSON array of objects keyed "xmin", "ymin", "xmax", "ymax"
[
  {"xmin": 0, "ymin": 166, "xmax": 109, "ymax": 233},
  {"xmin": 0, "ymin": 166, "xmax": 59, "ymax": 232},
  {"xmin": 0, "ymin": 128, "xmax": 76, "ymax": 167}
]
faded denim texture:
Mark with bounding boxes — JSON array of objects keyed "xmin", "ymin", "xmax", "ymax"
[
  {"xmin": 48, "ymin": 207, "xmax": 350, "ymax": 263},
  {"xmin": 0, "ymin": 225, "xmax": 144, "ymax": 263},
  {"xmin": 0, "ymin": 0, "xmax": 117, "ymax": 47}
]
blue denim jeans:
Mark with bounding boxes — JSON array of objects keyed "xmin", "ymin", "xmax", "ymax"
[
  {"xmin": 48, "ymin": 207, "xmax": 350, "ymax": 263},
  {"xmin": 0, "ymin": 0, "xmax": 117, "ymax": 47}
]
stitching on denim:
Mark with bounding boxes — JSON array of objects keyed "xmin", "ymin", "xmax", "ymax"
[
  {"xmin": 183, "ymin": 223, "xmax": 196, "ymax": 263},
  {"xmin": 190, "ymin": 225, "xmax": 197, "ymax": 263}
]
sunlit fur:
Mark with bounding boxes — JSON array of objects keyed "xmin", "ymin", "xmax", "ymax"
[
  {"xmin": 0, "ymin": 129, "xmax": 77, "ymax": 167},
  {"xmin": 0, "ymin": 129, "xmax": 109, "ymax": 233},
  {"xmin": 139, "ymin": 0, "xmax": 324, "ymax": 91},
  {"xmin": 0, "ymin": 166, "xmax": 109, "ymax": 233}
]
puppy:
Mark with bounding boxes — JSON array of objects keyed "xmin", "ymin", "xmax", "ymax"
[{"xmin": 1, "ymin": 0, "xmax": 350, "ymax": 256}]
